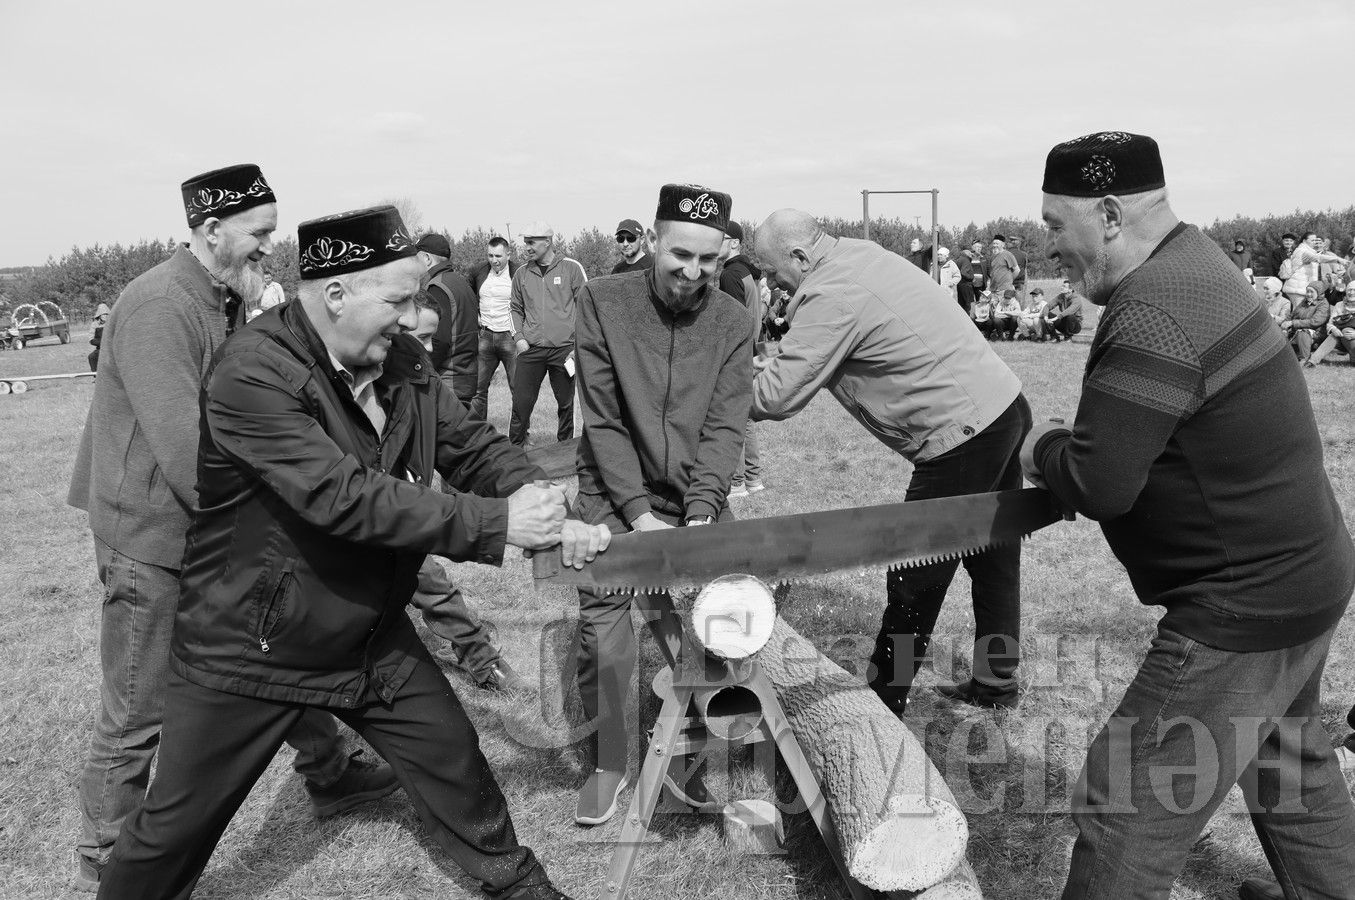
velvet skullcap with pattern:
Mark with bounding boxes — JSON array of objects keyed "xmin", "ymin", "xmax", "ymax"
[
  {"xmin": 1042, "ymin": 132, "xmax": 1166, "ymax": 198},
  {"xmin": 655, "ymin": 184, "xmax": 731, "ymax": 234},
  {"xmin": 180, "ymin": 164, "xmax": 276, "ymax": 228},
  {"xmin": 297, "ymin": 205, "xmax": 417, "ymax": 280}
]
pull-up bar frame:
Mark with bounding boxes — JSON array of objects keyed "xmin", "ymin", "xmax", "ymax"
[{"xmin": 860, "ymin": 189, "xmax": 940, "ymax": 281}]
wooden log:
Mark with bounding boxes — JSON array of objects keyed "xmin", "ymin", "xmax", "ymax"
[
  {"xmin": 758, "ymin": 617, "xmax": 979, "ymax": 894},
  {"xmin": 686, "ymin": 574, "xmax": 777, "ymax": 660}
]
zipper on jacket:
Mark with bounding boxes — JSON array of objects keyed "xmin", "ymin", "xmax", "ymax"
[
  {"xmin": 258, "ymin": 571, "xmax": 291, "ymax": 654},
  {"xmin": 661, "ymin": 318, "xmax": 675, "ymax": 478}
]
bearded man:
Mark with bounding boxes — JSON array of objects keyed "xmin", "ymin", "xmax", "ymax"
[
  {"xmin": 570, "ymin": 184, "xmax": 752, "ymax": 825},
  {"xmin": 1024, "ymin": 132, "xmax": 1355, "ymax": 900},
  {"xmin": 67, "ymin": 166, "xmax": 392, "ymax": 893}
]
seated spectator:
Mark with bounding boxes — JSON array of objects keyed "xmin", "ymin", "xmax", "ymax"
[
  {"xmin": 992, "ymin": 289, "xmax": 1021, "ymax": 340},
  {"xmin": 1018, "ymin": 288, "xmax": 1048, "ymax": 340},
  {"xmin": 970, "ymin": 290, "xmax": 995, "ymax": 339},
  {"xmin": 1305, "ymin": 282, "xmax": 1355, "ymax": 367},
  {"xmin": 1261, "ymin": 276, "xmax": 1290, "ymax": 328},
  {"xmin": 1043, "ymin": 279, "xmax": 1084, "ymax": 341},
  {"xmin": 1283, "ymin": 282, "xmax": 1331, "ymax": 362}
]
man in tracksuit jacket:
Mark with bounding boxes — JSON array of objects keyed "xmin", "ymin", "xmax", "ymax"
[
  {"xmin": 96, "ymin": 206, "xmax": 608, "ymax": 900},
  {"xmin": 570, "ymin": 184, "xmax": 752, "ymax": 827},
  {"xmin": 509, "ymin": 223, "xmax": 587, "ymax": 446}
]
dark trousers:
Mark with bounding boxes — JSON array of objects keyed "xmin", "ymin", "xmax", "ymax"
[
  {"xmin": 956, "ymin": 281, "xmax": 975, "ymax": 313},
  {"xmin": 508, "ymin": 344, "xmax": 573, "ymax": 446},
  {"xmin": 868, "ymin": 395, "xmax": 1031, "ymax": 707},
  {"xmin": 411, "ymin": 555, "xmax": 501, "ymax": 680},
  {"xmin": 97, "ymin": 656, "xmax": 546, "ymax": 900}
]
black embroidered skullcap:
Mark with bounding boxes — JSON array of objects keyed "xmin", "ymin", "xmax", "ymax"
[
  {"xmin": 180, "ymin": 164, "xmax": 276, "ymax": 228},
  {"xmin": 297, "ymin": 205, "xmax": 417, "ymax": 280},
  {"xmin": 414, "ymin": 233, "xmax": 451, "ymax": 257},
  {"xmin": 1042, "ymin": 132, "xmax": 1166, "ymax": 197},
  {"xmin": 992, "ymin": 233, "xmax": 1006, "ymax": 243},
  {"xmin": 656, "ymin": 184, "xmax": 731, "ymax": 234}
]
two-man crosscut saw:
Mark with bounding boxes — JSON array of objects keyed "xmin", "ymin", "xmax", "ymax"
[{"xmin": 532, "ymin": 487, "xmax": 1069, "ymax": 592}]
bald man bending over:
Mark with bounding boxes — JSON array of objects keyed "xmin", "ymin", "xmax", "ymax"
[{"xmin": 750, "ymin": 209, "xmax": 1031, "ymax": 713}]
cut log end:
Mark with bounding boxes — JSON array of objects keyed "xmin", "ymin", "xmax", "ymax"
[
  {"xmin": 721, "ymin": 799, "xmax": 784, "ymax": 855},
  {"xmin": 688, "ymin": 574, "xmax": 777, "ymax": 660},
  {"xmin": 849, "ymin": 794, "xmax": 969, "ymax": 892}
]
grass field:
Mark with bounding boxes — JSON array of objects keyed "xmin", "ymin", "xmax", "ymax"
[{"xmin": 2, "ymin": 316, "xmax": 1354, "ymax": 900}]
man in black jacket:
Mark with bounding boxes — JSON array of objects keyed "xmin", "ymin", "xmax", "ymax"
[
  {"xmin": 718, "ymin": 221, "xmax": 766, "ymax": 497},
  {"xmin": 467, "ymin": 236, "xmax": 520, "ymax": 423},
  {"xmin": 96, "ymin": 206, "xmax": 609, "ymax": 900},
  {"xmin": 416, "ymin": 233, "xmax": 479, "ymax": 404}
]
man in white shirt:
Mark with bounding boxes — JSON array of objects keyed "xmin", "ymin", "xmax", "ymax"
[
  {"xmin": 259, "ymin": 270, "xmax": 285, "ymax": 311},
  {"xmin": 467, "ymin": 236, "xmax": 520, "ymax": 423}
]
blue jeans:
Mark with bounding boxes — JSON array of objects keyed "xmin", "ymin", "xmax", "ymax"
[
  {"xmin": 1063, "ymin": 624, "xmax": 1355, "ymax": 898},
  {"xmin": 730, "ymin": 419, "xmax": 762, "ymax": 487},
  {"xmin": 410, "ymin": 555, "xmax": 501, "ymax": 681},
  {"xmin": 471, "ymin": 328, "xmax": 518, "ymax": 427},
  {"xmin": 77, "ymin": 539, "xmax": 350, "ymax": 868}
]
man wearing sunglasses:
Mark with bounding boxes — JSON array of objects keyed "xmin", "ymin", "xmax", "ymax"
[{"xmin": 610, "ymin": 218, "xmax": 652, "ymax": 274}]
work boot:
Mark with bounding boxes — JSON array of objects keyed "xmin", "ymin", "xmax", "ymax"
[
  {"xmin": 934, "ymin": 678, "xmax": 1018, "ymax": 710},
  {"xmin": 306, "ymin": 750, "xmax": 400, "ymax": 817},
  {"xmin": 476, "ymin": 659, "xmax": 532, "ymax": 694},
  {"xmin": 574, "ymin": 768, "xmax": 628, "ymax": 826},
  {"xmin": 1238, "ymin": 877, "xmax": 1284, "ymax": 900}
]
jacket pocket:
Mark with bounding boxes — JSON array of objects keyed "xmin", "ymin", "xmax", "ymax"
[
  {"xmin": 854, "ymin": 400, "xmax": 913, "ymax": 446},
  {"xmin": 255, "ymin": 565, "xmax": 294, "ymax": 655}
]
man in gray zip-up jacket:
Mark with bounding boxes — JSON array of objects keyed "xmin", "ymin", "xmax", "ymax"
[
  {"xmin": 509, "ymin": 222, "xmax": 587, "ymax": 445},
  {"xmin": 752, "ymin": 209, "xmax": 1030, "ymax": 714},
  {"xmin": 569, "ymin": 184, "xmax": 751, "ymax": 827}
]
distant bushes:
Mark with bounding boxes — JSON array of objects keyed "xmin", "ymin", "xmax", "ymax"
[{"xmin": 6, "ymin": 207, "xmax": 1352, "ymax": 320}]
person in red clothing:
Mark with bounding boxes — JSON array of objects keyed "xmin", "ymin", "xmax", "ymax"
[{"xmin": 1024, "ymin": 131, "xmax": 1355, "ymax": 900}]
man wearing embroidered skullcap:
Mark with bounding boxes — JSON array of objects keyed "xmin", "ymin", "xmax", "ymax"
[
  {"xmin": 67, "ymin": 165, "xmax": 393, "ymax": 894},
  {"xmin": 749, "ymin": 209, "xmax": 1029, "ymax": 716},
  {"xmin": 1020, "ymin": 132, "xmax": 1355, "ymax": 900},
  {"xmin": 95, "ymin": 205, "xmax": 607, "ymax": 900},
  {"xmin": 509, "ymin": 222, "xmax": 588, "ymax": 446},
  {"xmin": 569, "ymin": 184, "xmax": 753, "ymax": 826}
]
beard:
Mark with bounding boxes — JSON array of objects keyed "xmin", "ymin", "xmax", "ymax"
[
  {"xmin": 659, "ymin": 277, "xmax": 705, "ymax": 313},
  {"xmin": 1077, "ymin": 247, "xmax": 1113, "ymax": 305},
  {"xmin": 207, "ymin": 243, "xmax": 264, "ymax": 305}
]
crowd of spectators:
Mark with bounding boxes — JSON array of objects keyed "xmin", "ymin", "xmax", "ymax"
[{"xmin": 1233, "ymin": 231, "xmax": 1355, "ymax": 367}]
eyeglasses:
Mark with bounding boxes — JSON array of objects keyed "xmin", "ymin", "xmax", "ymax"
[{"xmin": 616, "ymin": 234, "xmax": 639, "ymax": 244}]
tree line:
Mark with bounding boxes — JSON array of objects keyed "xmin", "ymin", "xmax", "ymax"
[{"xmin": 6, "ymin": 208, "xmax": 1353, "ymax": 322}]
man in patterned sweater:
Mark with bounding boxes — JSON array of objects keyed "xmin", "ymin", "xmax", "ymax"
[{"xmin": 1023, "ymin": 132, "xmax": 1355, "ymax": 899}]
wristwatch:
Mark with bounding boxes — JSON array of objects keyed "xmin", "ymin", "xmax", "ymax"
[{"xmin": 685, "ymin": 515, "xmax": 715, "ymax": 526}]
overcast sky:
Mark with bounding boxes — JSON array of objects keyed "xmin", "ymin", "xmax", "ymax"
[{"xmin": 2, "ymin": 0, "xmax": 1351, "ymax": 266}]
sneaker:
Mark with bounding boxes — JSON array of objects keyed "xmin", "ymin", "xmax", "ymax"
[
  {"xmin": 744, "ymin": 480, "xmax": 766, "ymax": 495},
  {"xmin": 934, "ymin": 678, "xmax": 1018, "ymax": 710},
  {"xmin": 72, "ymin": 855, "xmax": 101, "ymax": 893},
  {"xmin": 574, "ymin": 768, "xmax": 629, "ymax": 825},
  {"xmin": 476, "ymin": 659, "xmax": 532, "ymax": 694},
  {"xmin": 1238, "ymin": 877, "xmax": 1284, "ymax": 900},
  {"xmin": 306, "ymin": 750, "xmax": 401, "ymax": 817},
  {"xmin": 728, "ymin": 483, "xmax": 749, "ymax": 499}
]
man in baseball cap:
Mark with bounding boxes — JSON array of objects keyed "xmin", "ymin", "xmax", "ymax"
[{"xmin": 611, "ymin": 218, "xmax": 651, "ymax": 274}]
